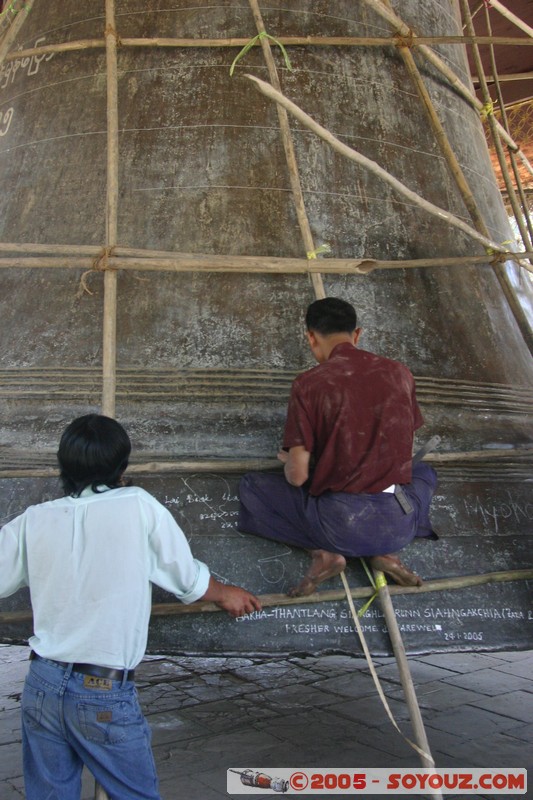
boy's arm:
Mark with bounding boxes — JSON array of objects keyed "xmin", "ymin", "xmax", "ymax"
[
  {"xmin": 0, "ymin": 515, "xmax": 28, "ymax": 598},
  {"xmin": 200, "ymin": 576, "xmax": 262, "ymax": 617}
]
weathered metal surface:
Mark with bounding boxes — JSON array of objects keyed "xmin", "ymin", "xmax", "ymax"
[{"xmin": 0, "ymin": 1, "xmax": 532, "ymax": 655}]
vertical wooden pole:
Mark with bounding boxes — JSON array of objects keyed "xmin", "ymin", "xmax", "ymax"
[
  {"xmin": 248, "ymin": 0, "xmax": 325, "ymax": 300},
  {"xmin": 373, "ymin": 570, "xmax": 440, "ymax": 779},
  {"xmin": 102, "ymin": 0, "xmax": 119, "ymax": 418},
  {"xmin": 97, "ymin": 6, "xmax": 117, "ymax": 795}
]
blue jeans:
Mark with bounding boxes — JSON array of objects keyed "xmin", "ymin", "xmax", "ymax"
[{"xmin": 22, "ymin": 656, "xmax": 160, "ymax": 800}]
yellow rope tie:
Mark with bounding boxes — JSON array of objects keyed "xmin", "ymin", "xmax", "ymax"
[
  {"xmin": 0, "ymin": 1, "xmax": 28, "ymax": 20},
  {"xmin": 306, "ymin": 244, "xmax": 331, "ymax": 260},
  {"xmin": 78, "ymin": 246, "xmax": 115, "ymax": 296},
  {"xmin": 480, "ymin": 100, "xmax": 494, "ymax": 121},
  {"xmin": 230, "ymin": 31, "xmax": 292, "ymax": 76},
  {"xmin": 356, "ymin": 558, "xmax": 380, "ymax": 616},
  {"xmin": 485, "ymin": 239, "xmax": 513, "ymax": 258}
]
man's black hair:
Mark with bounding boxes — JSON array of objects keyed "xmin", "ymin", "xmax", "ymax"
[
  {"xmin": 57, "ymin": 414, "xmax": 131, "ymax": 496},
  {"xmin": 305, "ymin": 297, "xmax": 357, "ymax": 335}
]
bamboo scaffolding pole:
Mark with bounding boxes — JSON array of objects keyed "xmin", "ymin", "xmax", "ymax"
[
  {"xmin": 0, "ymin": 0, "xmax": 33, "ymax": 66},
  {"xmin": 248, "ymin": 0, "xmax": 324, "ymax": 299},
  {"xmin": 474, "ymin": 71, "xmax": 533, "ymax": 84},
  {"xmin": 395, "ymin": 42, "xmax": 491, "ymax": 238},
  {"xmin": 359, "ymin": 0, "xmax": 533, "ymax": 175},
  {"xmin": 2, "ymin": 447, "xmax": 531, "ymax": 479},
  {"xmin": 1, "ymin": 569, "xmax": 532, "ymax": 623},
  {"xmin": 483, "ymin": 5, "xmax": 533, "ymax": 248},
  {"xmin": 5, "ymin": 252, "xmax": 531, "ymax": 273},
  {"xmin": 461, "ymin": 0, "xmax": 533, "ymax": 360},
  {"xmin": 486, "ymin": 0, "xmax": 533, "ymax": 39},
  {"xmin": 392, "ymin": 7, "xmax": 533, "ymax": 354},
  {"xmin": 244, "ymin": 74, "xmax": 532, "ymax": 269},
  {"xmin": 0, "ymin": 243, "xmax": 103, "ymax": 256},
  {"xmin": 461, "ymin": 0, "xmax": 533, "ymax": 259},
  {"xmin": 95, "ymin": 10, "xmax": 119, "ymax": 798},
  {"xmin": 369, "ymin": 568, "xmax": 439, "ymax": 775},
  {"xmin": 102, "ymin": 0, "xmax": 119, "ymax": 419},
  {"xmin": 5, "ymin": 34, "xmax": 533, "ymax": 63}
]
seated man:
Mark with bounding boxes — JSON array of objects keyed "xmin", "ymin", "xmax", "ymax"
[{"xmin": 238, "ymin": 297, "xmax": 437, "ymax": 597}]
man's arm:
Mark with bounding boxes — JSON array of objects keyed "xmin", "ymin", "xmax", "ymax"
[
  {"xmin": 200, "ymin": 576, "xmax": 262, "ymax": 617},
  {"xmin": 278, "ymin": 445, "xmax": 310, "ymax": 487}
]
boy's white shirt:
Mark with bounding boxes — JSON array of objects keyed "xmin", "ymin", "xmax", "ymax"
[{"xmin": 0, "ymin": 485, "xmax": 210, "ymax": 669}]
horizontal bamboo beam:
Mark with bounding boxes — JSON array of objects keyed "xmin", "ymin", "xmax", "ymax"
[
  {"xmin": 0, "ymin": 250, "xmax": 530, "ymax": 274},
  {"xmin": 4, "ymin": 34, "xmax": 533, "ymax": 61},
  {"xmin": 1, "ymin": 569, "xmax": 531, "ymax": 623},
  {"xmin": 0, "ymin": 448, "xmax": 531, "ymax": 478},
  {"xmin": 473, "ymin": 70, "xmax": 533, "ymax": 83},
  {"xmin": 0, "ymin": 243, "xmax": 102, "ymax": 255}
]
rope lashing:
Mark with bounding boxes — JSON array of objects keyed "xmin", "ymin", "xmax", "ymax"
[
  {"xmin": 230, "ymin": 31, "xmax": 292, "ymax": 76},
  {"xmin": 104, "ymin": 23, "xmax": 121, "ymax": 46},
  {"xmin": 79, "ymin": 246, "xmax": 115, "ymax": 296},
  {"xmin": 393, "ymin": 28, "xmax": 416, "ymax": 49}
]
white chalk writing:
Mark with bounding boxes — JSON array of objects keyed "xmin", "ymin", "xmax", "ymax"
[
  {"xmin": 163, "ymin": 474, "xmax": 241, "ymax": 533},
  {"xmin": 0, "ymin": 107, "xmax": 13, "ymax": 136},
  {"xmin": 0, "ymin": 38, "xmax": 54, "ymax": 90},
  {"xmin": 424, "ymin": 606, "xmax": 528, "ymax": 620},
  {"xmin": 236, "ymin": 603, "xmax": 531, "ymax": 639}
]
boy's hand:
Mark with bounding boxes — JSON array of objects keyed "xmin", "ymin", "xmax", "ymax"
[
  {"xmin": 214, "ymin": 585, "xmax": 262, "ymax": 617},
  {"xmin": 201, "ymin": 577, "xmax": 262, "ymax": 617}
]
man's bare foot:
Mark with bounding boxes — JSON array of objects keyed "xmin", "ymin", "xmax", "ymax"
[
  {"xmin": 369, "ymin": 554, "xmax": 423, "ymax": 587},
  {"xmin": 288, "ymin": 550, "xmax": 346, "ymax": 597}
]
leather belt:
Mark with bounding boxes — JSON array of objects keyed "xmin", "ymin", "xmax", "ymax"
[{"xmin": 29, "ymin": 650, "xmax": 135, "ymax": 681}]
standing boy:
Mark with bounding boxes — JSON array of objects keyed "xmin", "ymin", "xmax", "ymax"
[
  {"xmin": 239, "ymin": 297, "xmax": 437, "ymax": 596},
  {"xmin": 0, "ymin": 414, "xmax": 261, "ymax": 799}
]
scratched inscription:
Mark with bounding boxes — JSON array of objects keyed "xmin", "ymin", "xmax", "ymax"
[{"xmin": 463, "ymin": 491, "xmax": 533, "ymax": 534}]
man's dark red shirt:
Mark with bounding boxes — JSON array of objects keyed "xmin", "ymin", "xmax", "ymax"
[{"xmin": 283, "ymin": 342, "xmax": 423, "ymax": 495}]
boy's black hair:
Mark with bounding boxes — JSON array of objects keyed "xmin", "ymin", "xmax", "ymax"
[
  {"xmin": 57, "ymin": 414, "xmax": 131, "ymax": 497},
  {"xmin": 305, "ymin": 297, "xmax": 357, "ymax": 335}
]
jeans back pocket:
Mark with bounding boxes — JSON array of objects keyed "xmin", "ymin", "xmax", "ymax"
[{"xmin": 77, "ymin": 700, "xmax": 129, "ymax": 744}]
